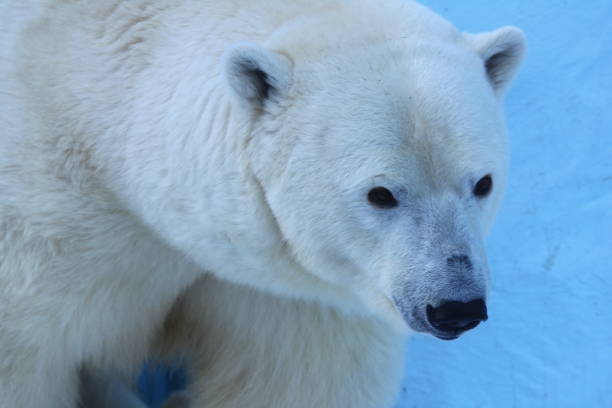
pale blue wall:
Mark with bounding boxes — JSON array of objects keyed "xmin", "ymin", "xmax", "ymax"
[{"xmin": 397, "ymin": 1, "xmax": 612, "ymax": 407}]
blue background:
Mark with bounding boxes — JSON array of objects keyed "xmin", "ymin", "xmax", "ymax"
[
  {"xmin": 141, "ymin": 1, "xmax": 612, "ymax": 407},
  {"xmin": 398, "ymin": 1, "xmax": 612, "ymax": 407}
]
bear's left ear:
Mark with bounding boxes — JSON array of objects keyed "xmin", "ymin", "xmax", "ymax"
[
  {"xmin": 466, "ymin": 27, "xmax": 526, "ymax": 96},
  {"xmin": 223, "ymin": 42, "xmax": 293, "ymax": 107}
]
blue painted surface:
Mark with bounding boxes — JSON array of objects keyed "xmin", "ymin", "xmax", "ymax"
[
  {"xmin": 140, "ymin": 1, "xmax": 612, "ymax": 406},
  {"xmin": 397, "ymin": 1, "xmax": 612, "ymax": 407},
  {"xmin": 138, "ymin": 365, "xmax": 186, "ymax": 408}
]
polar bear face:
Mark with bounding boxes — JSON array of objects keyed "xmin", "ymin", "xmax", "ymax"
[{"xmin": 226, "ymin": 23, "xmax": 525, "ymax": 337}]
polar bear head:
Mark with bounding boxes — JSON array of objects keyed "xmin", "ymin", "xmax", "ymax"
[{"xmin": 220, "ymin": 3, "xmax": 526, "ymax": 338}]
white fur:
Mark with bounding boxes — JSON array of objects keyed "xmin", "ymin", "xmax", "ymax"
[{"xmin": 0, "ymin": 0, "xmax": 525, "ymax": 407}]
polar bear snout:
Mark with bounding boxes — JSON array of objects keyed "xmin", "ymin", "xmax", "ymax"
[
  {"xmin": 391, "ymin": 247, "xmax": 490, "ymax": 339},
  {"xmin": 425, "ymin": 299, "xmax": 488, "ymax": 340}
]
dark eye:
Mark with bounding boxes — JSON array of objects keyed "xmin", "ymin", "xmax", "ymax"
[
  {"xmin": 473, "ymin": 174, "xmax": 493, "ymax": 198},
  {"xmin": 367, "ymin": 187, "xmax": 398, "ymax": 208}
]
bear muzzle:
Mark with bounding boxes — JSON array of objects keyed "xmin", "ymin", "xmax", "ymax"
[{"xmin": 391, "ymin": 253, "xmax": 489, "ymax": 340}]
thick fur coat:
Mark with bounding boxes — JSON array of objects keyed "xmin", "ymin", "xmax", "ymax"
[{"xmin": 0, "ymin": 0, "xmax": 525, "ymax": 407}]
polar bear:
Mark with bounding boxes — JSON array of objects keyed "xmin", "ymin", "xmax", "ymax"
[{"xmin": 0, "ymin": 0, "xmax": 525, "ymax": 406}]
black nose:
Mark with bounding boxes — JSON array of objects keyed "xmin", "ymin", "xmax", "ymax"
[{"xmin": 426, "ymin": 299, "xmax": 488, "ymax": 334}]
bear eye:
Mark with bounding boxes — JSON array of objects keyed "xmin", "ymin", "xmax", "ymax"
[
  {"xmin": 367, "ymin": 187, "xmax": 398, "ymax": 209},
  {"xmin": 473, "ymin": 174, "xmax": 493, "ymax": 198}
]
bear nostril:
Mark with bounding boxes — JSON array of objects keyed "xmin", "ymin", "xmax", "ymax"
[
  {"xmin": 426, "ymin": 299, "xmax": 487, "ymax": 333},
  {"xmin": 446, "ymin": 255, "xmax": 473, "ymax": 271}
]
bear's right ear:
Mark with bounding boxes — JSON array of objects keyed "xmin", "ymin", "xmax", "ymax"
[{"xmin": 223, "ymin": 42, "xmax": 293, "ymax": 107}]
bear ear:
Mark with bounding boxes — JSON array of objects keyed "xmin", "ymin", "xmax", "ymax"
[
  {"xmin": 223, "ymin": 42, "xmax": 293, "ymax": 107},
  {"xmin": 466, "ymin": 26, "xmax": 526, "ymax": 96}
]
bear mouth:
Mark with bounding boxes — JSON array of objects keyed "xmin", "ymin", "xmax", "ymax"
[{"xmin": 408, "ymin": 309, "xmax": 465, "ymax": 341}]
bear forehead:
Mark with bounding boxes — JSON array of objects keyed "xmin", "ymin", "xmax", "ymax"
[
  {"xmin": 267, "ymin": 0, "xmax": 463, "ymax": 61},
  {"xmin": 291, "ymin": 47, "xmax": 503, "ymax": 153}
]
